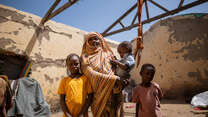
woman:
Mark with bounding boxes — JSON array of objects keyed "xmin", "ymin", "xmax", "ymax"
[{"xmin": 81, "ymin": 32, "xmax": 120, "ymax": 117}]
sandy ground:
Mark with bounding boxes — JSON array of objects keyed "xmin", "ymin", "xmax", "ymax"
[{"xmin": 51, "ymin": 99, "xmax": 208, "ymax": 117}]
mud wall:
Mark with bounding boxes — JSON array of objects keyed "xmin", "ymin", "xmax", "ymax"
[
  {"xmin": 0, "ymin": 4, "xmax": 119, "ymax": 111},
  {"xmin": 131, "ymin": 13, "xmax": 208, "ymax": 99}
]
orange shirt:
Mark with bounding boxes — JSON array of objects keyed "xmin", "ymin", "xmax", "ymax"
[{"xmin": 58, "ymin": 75, "xmax": 92, "ymax": 117}]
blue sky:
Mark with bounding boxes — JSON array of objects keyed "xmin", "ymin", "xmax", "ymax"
[{"xmin": 0, "ymin": 0, "xmax": 208, "ymax": 42}]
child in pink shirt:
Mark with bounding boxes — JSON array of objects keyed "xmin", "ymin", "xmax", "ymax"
[{"xmin": 132, "ymin": 64, "xmax": 163, "ymax": 117}]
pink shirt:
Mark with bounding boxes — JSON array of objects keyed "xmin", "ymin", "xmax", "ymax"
[{"xmin": 132, "ymin": 82, "xmax": 163, "ymax": 117}]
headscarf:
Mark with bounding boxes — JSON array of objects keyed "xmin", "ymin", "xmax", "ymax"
[
  {"xmin": 81, "ymin": 32, "xmax": 117, "ymax": 117},
  {"xmin": 0, "ymin": 75, "xmax": 9, "ymax": 84}
]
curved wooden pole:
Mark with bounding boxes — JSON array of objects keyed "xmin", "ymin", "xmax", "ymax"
[{"xmin": 134, "ymin": 0, "xmax": 144, "ymax": 67}]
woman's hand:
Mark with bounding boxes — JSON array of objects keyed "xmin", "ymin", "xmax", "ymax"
[
  {"xmin": 116, "ymin": 76, "xmax": 121, "ymax": 81},
  {"xmin": 110, "ymin": 59, "xmax": 119, "ymax": 65},
  {"xmin": 110, "ymin": 60, "xmax": 118, "ymax": 71}
]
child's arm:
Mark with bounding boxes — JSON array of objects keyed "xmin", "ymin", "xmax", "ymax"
[
  {"xmin": 111, "ymin": 54, "xmax": 135, "ymax": 71},
  {"xmin": 111, "ymin": 60, "xmax": 128, "ymax": 70},
  {"xmin": 153, "ymin": 83, "xmax": 163, "ymax": 100},
  {"xmin": 60, "ymin": 94, "xmax": 72, "ymax": 117},
  {"xmin": 78, "ymin": 93, "xmax": 93, "ymax": 116},
  {"xmin": 158, "ymin": 87, "xmax": 163, "ymax": 100},
  {"xmin": 132, "ymin": 87, "xmax": 140, "ymax": 117}
]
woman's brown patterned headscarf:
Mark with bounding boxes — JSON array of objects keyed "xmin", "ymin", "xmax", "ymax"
[{"xmin": 81, "ymin": 32, "xmax": 117, "ymax": 117}]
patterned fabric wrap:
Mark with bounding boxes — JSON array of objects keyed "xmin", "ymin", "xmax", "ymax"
[
  {"xmin": 0, "ymin": 75, "xmax": 13, "ymax": 117},
  {"xmin": 81, "ymin": 32, "xmax": 117, "ymax": 117}
]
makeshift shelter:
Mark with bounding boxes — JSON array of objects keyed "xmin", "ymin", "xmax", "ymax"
[{"xmin": 0, "ymin": 49, "xmax": 32, "ymax": 80}]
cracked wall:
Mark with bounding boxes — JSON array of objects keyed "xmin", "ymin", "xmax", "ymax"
[
  {"xmin": 131, "ymin": 13, "xmax": 208, "ymax": 99},
  {"xmin": 0, "ymin": 4, "xmax": 119, "ymax": 112}
]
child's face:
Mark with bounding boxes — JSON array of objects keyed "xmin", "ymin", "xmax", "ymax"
[
  {"xmin": 88, "ymin": 36, "xmax": 101, "ymax": 48},
  {"xmin": 141, "ymin": 66, "xmax": 155, "ymax": 84},
  {"xmin": 117, "ymin": 46, "xmax": 129, "ymax": 58},
  {"xmin": 66, "ymin": 56, "xmax": 80, "ymax": 74}
]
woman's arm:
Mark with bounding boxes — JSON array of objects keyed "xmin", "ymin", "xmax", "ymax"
[
  {"xmin": 82, "ymin": 64, "xmax": 120, "ymax": 80},
  {"xmin": 60, "ymin": 95, "xmax": 71, "ymax": 117}
]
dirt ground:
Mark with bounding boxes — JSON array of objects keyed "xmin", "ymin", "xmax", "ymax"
[{"xmin": 51, "ymin": 99, "xmax": 208, "ymax": 117}]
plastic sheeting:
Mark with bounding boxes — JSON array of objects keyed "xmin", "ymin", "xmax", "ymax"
[{"xmin": 191, "ymin": 91, "xmax": 208, "ymax": 108}]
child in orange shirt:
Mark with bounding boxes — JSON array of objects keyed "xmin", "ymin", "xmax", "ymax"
[{"xmin": 58, "ymin": 53, "xmax": 93, "ymax": 117}]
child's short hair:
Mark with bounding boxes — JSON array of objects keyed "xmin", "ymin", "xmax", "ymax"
[
  {"xmin": 118, "ymin": 41, "xmax": 132, "ymax": 53},
  {"xmin": 66, "ymin": 53, "xmax": 80, "ymax": 64},
  {"xmin": 140, "ymin": 63, "xmax": 155, "ymax": 74}
]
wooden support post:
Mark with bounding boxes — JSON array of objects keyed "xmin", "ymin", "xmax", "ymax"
[
  {"xmin": 40, "ymin": 0, "xmax": 62, "ymax": 25},
  {"xmin": 25, "ymin": 0, "xmax": 78, "ymax": 56},
  {"xmin": 134, "ymin": 0, "xmax": 144, "ymax": 67},
  {"xmin": 25, "ymin": 27, "xmax": 42, "ymax": 56},
  {"xmin": 46, "ymin": 0, "xmax": 79, "ymax": 22},
  {"xmin": 102, "ymin": 3, "xmax": 137, "ymax": 35},
  {"xmin": 178, "ymin": 0, "xmax": 184, "ymax": 8},
  {"xmin": 102, "ymin": 0, "xmax": 208, "ymax": 37},
  {"xmin": 131, "ymin": 11, "xmax": 138, "ymax": 25},
  {"xmin": 148, "ymin": 0, "xmax": 169, "ymax": 12},
  {"xmin": 25, "ymin": 0, "xmax": 61, "ymax": 56},
  {"xmin": 119, "ymin": 21, "xmax": 125, "ymax": 28},
  {"xmin": 145, "ymin": 0, "xmax": 150, "ymax": 20}
]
